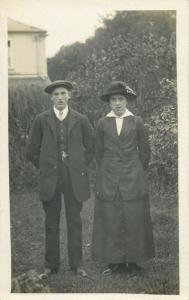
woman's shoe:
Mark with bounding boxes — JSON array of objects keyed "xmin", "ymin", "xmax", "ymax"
[
  {"xmin": 102, "ymin": 263, "xmax": 127, "ymax": 276},
  {"xmin": 127, "ymin": 263, "xmax": 142, "ymax": 277}
]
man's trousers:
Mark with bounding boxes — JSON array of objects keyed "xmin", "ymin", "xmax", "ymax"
[{"xmin": 42, "ymin": 163, "xmax": 83, "ymax": 271}]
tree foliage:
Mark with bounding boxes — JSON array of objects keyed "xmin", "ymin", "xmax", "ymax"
[
  {"xmin": 48, "ymin": 11, "xmax": 176, "ymax": 118},
  {"xmin": 9, "ymin": 11, "xmax": 177, "ymax": 191},
  {"xmin": 47, "ymin": 10, "xmax": 177, "ymax": 188}
]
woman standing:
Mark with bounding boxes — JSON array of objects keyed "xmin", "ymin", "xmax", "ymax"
[{"xmin": 92, "ymin": 81, "xmax": 155, "ymax": 276}]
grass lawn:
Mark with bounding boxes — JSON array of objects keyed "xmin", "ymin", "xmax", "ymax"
[{"xmin": 10, "ymin": 186, "xmax": 179, "ymax": 294}]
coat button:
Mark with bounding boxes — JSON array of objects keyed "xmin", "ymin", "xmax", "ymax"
[
  {"xmin": 54, "ymin": 166, "xmax": 57, "ymax": 169},
  {"xmin": 81, "ymin": 172, "xmax": 85, "ymax": 176}
]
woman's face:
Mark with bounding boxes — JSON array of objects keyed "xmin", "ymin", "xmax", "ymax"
[{"xmin": 109, "ymin": 94, "xmax": 128, "ymax": 116}]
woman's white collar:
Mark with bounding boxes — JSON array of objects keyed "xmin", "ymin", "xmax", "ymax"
[{"xmin": 106, "ymin": 109, "xmax": 133, "ymax": 118}]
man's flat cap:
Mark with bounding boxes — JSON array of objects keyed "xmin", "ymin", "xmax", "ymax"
[
  {"xmin": 44, "ymin": 80, "xmax": 73, "ymax": 94},
  {"xmin": 100, "ymin": 81, "xmax": 137, "ymax": 101}
]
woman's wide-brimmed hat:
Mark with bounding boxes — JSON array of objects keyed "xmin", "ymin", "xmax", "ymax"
[
  {"xmin": 100, "ymin": 81, "xmax": 137, "ymax": 101},
  {"xmin": 44, "ymin": 80, "xmax": 73, "ymax": 94}
]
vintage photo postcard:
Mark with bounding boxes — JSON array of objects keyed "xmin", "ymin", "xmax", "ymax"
[{"xmin": 0, "ymin": 0, "xmax": 189, "ymax": 299}]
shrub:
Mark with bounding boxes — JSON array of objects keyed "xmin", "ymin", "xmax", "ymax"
[
  {"xmin": 9, "ymin": 81, "xmax": 50, "ymax": 192},
  {"xmin": 148, "ymin": 79, "xmax": 177, "ymax": 191},
  {"xmin": 9, "ymin": 79, "xmax": 177, "ymax": 194}
]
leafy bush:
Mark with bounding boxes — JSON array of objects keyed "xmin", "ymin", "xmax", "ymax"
[
  {"xmin": 9, "ymin": 81, "xmax": 50, "ymax": 192},
  {"xmin": 148, "ymin": 79, "xmax": 177, "ymax": 190},
  {"xmin": 9, "ymin": 79, "xmax": 177, "ymax": 193},
  {"xmin": 9, "ymin": 12, "xmax": 177, "ymax": 193}
]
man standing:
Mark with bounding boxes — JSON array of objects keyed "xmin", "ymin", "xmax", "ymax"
[{"xmin": 26, "ymin": 80, "xmax": 94, "ymax": 278}]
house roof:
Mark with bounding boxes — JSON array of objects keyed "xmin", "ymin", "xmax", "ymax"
[{"xmin": 8, "ymin": 18, "xmax": 47, "ymax": 33}]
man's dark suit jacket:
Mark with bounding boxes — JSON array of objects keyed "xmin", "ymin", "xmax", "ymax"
[{"xmin": 26, "ymin": 108, "xmax": 94, "ymax": 202}]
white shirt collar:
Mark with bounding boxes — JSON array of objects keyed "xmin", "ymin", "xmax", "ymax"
[
  {"xmin": 106, "ymin": 109, "xmax": 133, "ymax": 118},
  {"xmin": 53, "ymin": 105, "xmax": 69, "ymax": 120}
]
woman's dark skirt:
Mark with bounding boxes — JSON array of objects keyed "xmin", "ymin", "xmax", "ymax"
[{"xmin": 92, "ymin": 191, "xmax": 155, "ymax": 265}]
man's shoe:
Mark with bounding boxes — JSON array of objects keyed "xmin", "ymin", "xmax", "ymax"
[
  {"xmin": 74, "ymin": 267, "xmax": 88, "ymax": 278},
  {"xmin": 102, "ymin": 267, "xmax": 112, "ymax": 276},
  {"xmin": 39, "ymin": 268, "xmax": 58, "ymax": 280},
  {"xmin": 127, "ymin": 263, "xmax": 142, "ymax": 277}
]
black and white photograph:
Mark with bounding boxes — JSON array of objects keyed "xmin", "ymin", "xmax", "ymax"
[{"xmin": 0, "ymin": 0, "xmax": 189, "ymax": 298}]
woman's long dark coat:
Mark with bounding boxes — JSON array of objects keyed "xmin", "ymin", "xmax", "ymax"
[{"xmin": 92, "ymin": 115, "xmax": 155, "ymax": 264}]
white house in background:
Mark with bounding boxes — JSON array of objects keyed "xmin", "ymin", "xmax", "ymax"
[{"xmin": 8, "ymin": 18, "xmax": 48, "ymax": 79}]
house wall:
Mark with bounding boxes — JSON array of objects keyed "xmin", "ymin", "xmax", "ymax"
[{"xmin": 8, "ymin": 32, "xmax": 47, "ymax": 78}]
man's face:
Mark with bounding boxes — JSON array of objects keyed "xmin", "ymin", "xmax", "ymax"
[
  {"xmin": 51, "ymin": 87, "xmax": 71, "ymax": 111},
  {"xmin": 109, "ymin": 94, "xmax": 128, "ymax": 116}
]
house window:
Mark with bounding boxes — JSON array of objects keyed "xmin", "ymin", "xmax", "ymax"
[{"xmin": 8, "ymin": 40, "xmax": 12, "ymax": 68}]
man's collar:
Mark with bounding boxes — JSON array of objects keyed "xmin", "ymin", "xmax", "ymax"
[
  {"xmin": 53, "ymin": 105, "xmax": 68, "ymax": 116},
  {"xmin": 106, "ymin": 109, "xmax": 133, "ymax": 118}
]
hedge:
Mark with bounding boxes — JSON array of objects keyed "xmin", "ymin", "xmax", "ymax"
[{"xmin": 9, "ymin": 79, "xmax": 177, "ymax": 193}]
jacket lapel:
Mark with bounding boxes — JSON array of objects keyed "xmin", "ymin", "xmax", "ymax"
[
  {"xmin": 68, "ymin": 109, "xmax": 79, "ymax": 135},
  {"xmin": 119, "ymin": 118, "xmax": 127, "ymax": 139},
  {"xmin": 108, "ymin": 118, "xmax": 120, "ymax": 143},
  {"xmin": 119, "ymin": 116, "xmax": 134, "ymax": 140},
  {"xmin": 45, "ymin": 109, "xmax": 57, "ymax": 142}
]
